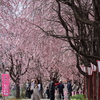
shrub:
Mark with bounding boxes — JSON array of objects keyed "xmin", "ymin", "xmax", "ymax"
[
  {"xmin": 20, "ymin": 84, "xmax": 26, "ymax": 98},
  {"xmin": 20, "ymin": 91, "xmax": 25, "ymax": 98},
  {"xmin": 70, "ymin": 94, "xmax": 88, "ymax": 100}
]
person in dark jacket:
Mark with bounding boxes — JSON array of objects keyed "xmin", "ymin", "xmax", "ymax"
[
  {"xmin": 57, "ymin": 80, "xmax": 64, "ymax": 100},
  {"xmin": 49, "ymin": 77, "xmax": 56, "ymax": 100},
  {"xmin": 25, "ymin": 79, "xmax": 31, "ymax": 98},
  {"xmin": 67, "ymin": 80, "xmax": 72, "ymax": 100},
  {"xmin": 46, "ymin": 87, "xmax": 50, "ymax": 99}
]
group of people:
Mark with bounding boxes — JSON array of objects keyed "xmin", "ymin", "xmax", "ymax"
[
  {"xmin": 62, "ymin": 79, "xmax": 80, "ymax": 100},
  {"xmin": 45, "ymin": 78, "xmax": 64, "ymax": 100},
  {"xmin": 25, "ymin": 78, "xmax": 80, "ymax": 100},
  {"xmin": 45, "ymin": 78, "xmax": 79, "ymax": 100},
  {"xmin": 25, "ymin": 79, "xmax": 41, "ymax": 100}
]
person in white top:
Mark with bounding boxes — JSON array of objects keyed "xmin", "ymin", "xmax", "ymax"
[
  {"xmin": 31, "ymin": 79, "xmax": 40, "ymax": 100},
  {"xmin": 72, "ymin": 81, "xmax": 79, "ymax": 95}
]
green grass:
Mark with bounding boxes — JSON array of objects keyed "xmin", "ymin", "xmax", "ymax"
[
  {"xmin": 0, "ymin": 94, "xmax": 2, "ymax": 98},
  {"xmin": 70, "ymin": 94, "xmax": 88, "ymax": 100}
]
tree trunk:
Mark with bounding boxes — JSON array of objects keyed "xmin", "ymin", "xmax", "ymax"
[
  {"xmin": 15, "ymin": 83, "xmax": 20, "ymax": 98},
  {"xmin": 88, "ymin": 75, "xmax": 93, "ymax": 100},
  {"xmin": 96, "ymin": 72, "xmax": 99, "ymax": 100},
  {"xmin": 92, "ymin": 72, "xmax": 97, "ymax": 100}
]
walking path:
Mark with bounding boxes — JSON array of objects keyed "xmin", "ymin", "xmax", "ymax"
[
  {"xmin": 22, "ymin": 98, "xmax": 68, "ymax": 100},
  {"xmin": 22, "ymin": 99, "xmax": 50, "ymax": 100},
  {"xmin": 0, "ymin": 99, "xmax": 50, "ymax": 100}
]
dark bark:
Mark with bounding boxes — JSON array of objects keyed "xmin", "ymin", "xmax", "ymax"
[
  {"xmin": 92, "ymin": 72, "xmax": 97, "ymax": 100},
  {"xmin": 88, "ymin": 75, "xmax": 93, "ymax": 100},
  {"xmin": 16, "ymin": 83, "xmax": 20, "ymax": 98}
]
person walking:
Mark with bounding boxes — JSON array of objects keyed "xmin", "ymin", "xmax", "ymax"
[
  {"xmin": 67, "ymin": 80, "xmax": 72, "ymax": 100},
  {"xmin": 72, "ymin": 81, "xmax": 78, "ymax": 95},
  {"xmin": 25, "ymin": 79, "xmax": 31, "ymax": 98},
  {"xmin": 31, "ymin": 79, "xmax": 40, "ymax": 100},
  {"xmin": 49, "ymin": 77, "xmax": 56, "ymax": 100},
  {"xmin": 57, "ymin": 80, "xmax": 64, "ymax": 100},
  {"xmin": 30, "ymin": 79, "xmax": 35, "ymax": 96}
]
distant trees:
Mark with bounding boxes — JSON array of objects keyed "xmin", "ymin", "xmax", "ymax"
[{"xmin": 1, "ymin": 50, "xmax": 31, "ymax": 98}]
